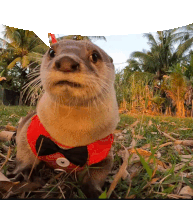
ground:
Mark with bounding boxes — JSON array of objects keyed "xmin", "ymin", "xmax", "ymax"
[{"xmin": 0, "ymin": 105, "xmax": 193, "ymax": 198}]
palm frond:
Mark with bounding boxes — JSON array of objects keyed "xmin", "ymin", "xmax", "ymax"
[
  {"xmin": 7, "ymin": 57, "xmax": 21, "ymax": 69},
  {"xmin": 30, "ymin": 43, "xmax": 49, "ymax": 54},
  {"xmin": 176, "ymin": 38, "xmax": 193, "ymax": 57},
  {"xmin": 21, "ymin": 56, "xmax": 30, "ymax": 68},
  {"xmin": 88, "ymin": 36, "xmax": 106, "ymax": 41},
  {"xmin": 143, "ymin": 33, "xmax": 157, "ymax": 47}
]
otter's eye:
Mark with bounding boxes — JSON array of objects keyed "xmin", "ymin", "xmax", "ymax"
[
  {"xmin": 91, "ymin": 53, "xmax": 99, "ymax": 63},
  {"xmin": 49, "ymin": 48, "xmax": 55, "ymax": 58}
]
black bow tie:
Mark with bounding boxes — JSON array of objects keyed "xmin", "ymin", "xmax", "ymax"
[{"xmin": 35, "ymin": 135, "xmax": 88, "ymax": 167}]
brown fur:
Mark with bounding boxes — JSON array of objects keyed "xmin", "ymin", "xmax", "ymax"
[{"xmin": 12, "ymin": 39, "xmax": 119, "ymax": 197}]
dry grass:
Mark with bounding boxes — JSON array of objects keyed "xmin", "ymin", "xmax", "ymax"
[{"xmin": 0, "ymin": 105, "xmax": 193, "ymax": 198}]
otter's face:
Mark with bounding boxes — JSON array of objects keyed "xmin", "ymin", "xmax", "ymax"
[{"xmin": 40, "ymin": 39, "xmax": 115, "ymax": 105}]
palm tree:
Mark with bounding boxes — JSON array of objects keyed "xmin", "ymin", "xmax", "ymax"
[
  {"xmin": 162, "ymin": 72, "xmax": 187, "ymax": 117},
  {"xmin": 182, "ymin": 51, "xmax": 193, "ymax": 80},
  {"xmin": 127, "ymin": 29, "xmax": 188, "ymax": 80},
  {"xmin": 0, "ymin": 26, "xmax": 49, "ymax": 105},
  {"xmin": 1, "ymin": 26, "xmax": 48, "ymax": 69},
  {"xmin": 175, "ymin": 23, "xmax": 193, "ymax": 57}
]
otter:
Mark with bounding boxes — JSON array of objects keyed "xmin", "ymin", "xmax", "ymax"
[{"xmin": 11, "ymin": 39, "xmax": 119, "ymax": 198}]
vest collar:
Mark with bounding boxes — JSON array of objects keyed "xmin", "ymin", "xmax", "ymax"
[{"xmin": 27, "ymin": 115, "xmax": 113, "ymax": 172}]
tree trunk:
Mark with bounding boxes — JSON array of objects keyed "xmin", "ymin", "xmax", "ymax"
[
  {"xmin": 19, "ymin": 91, "xmax": 23, "ymax": 106},
  {"xmin": 176, "ymin": 86, "xmax": 180, "ymax": 117},
  {"xmin": 3, "ymin": 89, "xmax": 20, "ymax": 106},
  {"xmin": 192, "ymin": 100, "xmax": 193, "ymax": 117}
]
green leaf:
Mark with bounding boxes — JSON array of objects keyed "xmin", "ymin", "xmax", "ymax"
[
  {"xmin": 135, "ymin": 148, "xmax": 153, "ymax": 180},
  {"xmin": 99, "ymin": 189, "xmax": 107, "ymax": 199},
  {"xmin": 183, "ymin": 177, "xmax": 193, "ymax": 189},
  {"xmin": 148, "ymin": 143, "xmax": 156, "ymax": 165},
  {"xmin": 162, "ymin": 185, "xmax": 175, "ymax": 194},
  {"xmin": 0, "ymin": 69, "xmax": 5, "ymax": 77}
]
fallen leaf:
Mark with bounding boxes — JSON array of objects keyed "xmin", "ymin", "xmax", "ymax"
[
  {"xmin": 127, "ymin": 162, "xmax": 142, "ymax": 179},
  {"xmin": 141, "ymin": 143, "xmax": 151, "ymax": 149},
  {"xmin": 184, "ymin": 172, "xmax": 193, "ymax": 178},
  {"xmin": 121, "ymin": 169, "xmax": 130, "ymax": 181},
  {"xmin": 169, "ymin": 122, "xmax": 177, "ymax": 126},
  {"xmin": 156, "ymin": 151, "xmax": 161, "ymax": 159},
  {"xmin": 180, "ymin": 155, "xmax": 193, "ymax": 158},
  {"xmin": 0, "ymin": 172, "xmax": 11, "ymax": 182},
  {"xmin": 122, "ymin": 129, "xmax": 127, "ymax": 134},
  {"xmin": 175, "ymin": 140, "xmax": 193, "ymax": 146},
  {"xmin": 130, "ymin": 120, "xmax": 139, "ymax": 128},
  {"xmin": 151, "ymin": 167, "xmax": 158, "ymax": 179},
  {"xmin": 151, "ymin": 177, "xmax": 160, "ymax": 184},
  {"xmin": 153, "ymin": 142, "xmax": 173, "ymax": 149},
  {"xmin": 174, "ymin": 163, "xmax": 186, "ymax": 172},
  {"xmin": 129, "ymin": 154, "xmax": 140, "ymax": 164},
  {"xmin": 179, "ymin": 155, "xmax": 193, "ymax": 162},
  {"xmin": 179, "ymin": 128, "xmax": 192, "ymax": 130},
  {"xmin": 157, "ymin": 127, "xmax": 176, "ymax": 141},
  {"xmin": 179, "ymin": 172, "xmax": 193, "ymax": 178},
  {"xmin": 148, "ymin": 120, "xmax": 153, "ymax": 127},
  {"xmin": 170, "ymin": 132, "xmax": 180, "ymax": 136},
  {"xmin": 174, "ymin": 145, "xmax": 184, "ymax": 154},
  {"xmin": 5, "ymin": 124, "xmax": 17, "ymax": 132},
  {"xmin": 8, "ymin": 114, "xmax": 19, "ymax": 119},
  {"xmin": 189, "ymin": 162, "xmax": 193, "ymax": 167},
  {"xmin": 151, "ymin": 132, "xmax": 158, "ymax": 135},
  {"xmin": 131, "ymin": 128, "xmax": 135, "ymax": 136},
  {"xmin": 118, "ymin": 135, "xmax": 125, "ymax": 140},
  {"xmin": 133, "ymin": 135, "xmax": 146, "ymax": 140},
  {"xmin": 107, "ymin": 145, "xmax": 129, "ymax": 198},
  {"xmin": 113, "ymin": 131, "xmax": 123, "ymax": 139},
  {"xmin": 18, "ymin": 117, "xmax": 24, "ymax": 125},
  {"xmin": 142, "ymin": 177, "xmax": 160, "ymax": 190},
  {"xmin": 128, "ymin": 138, "xmax": 137, "ymax": 149},
  {"xmin": 0, "ymin": 131, "xmax": 15, "ymax": 142},
  {"xmin": 0, "ymin": 172, "xmax": 19, "ymax": 192},
  {"xmin": 117, "ymin": 150, "xmax": 126, "ymax": 159},
  {"xmin": 0, "ymin": 77, "xmax": 6, "ymax": 81},
  {"xmin": 128, "ymin": 148, "xmax": 152, "ymax": 157},
  {"xmin": 179, "ymin": 186, "xmax": 193, "ymax": 196},
  {"xmin": 128, "ymin": 148, "xmax": 168, "ymax": 169},
  {"xmin": 145, "ymin": 157, "xmax": 167, "ymax": 168}
]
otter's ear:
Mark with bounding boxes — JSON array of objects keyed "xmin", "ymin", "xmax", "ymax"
[{"xmin": 109, "ymin": 56, "xmax": 113, "ymax": 63}]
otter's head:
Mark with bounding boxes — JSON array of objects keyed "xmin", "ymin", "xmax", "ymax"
[{"xmin": 40, "ymin": 39, "xmax": 115, "ymax": 105}]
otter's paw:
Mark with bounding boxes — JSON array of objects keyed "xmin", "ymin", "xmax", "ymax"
[{"xmin": 7, "ymin": 161, "xmax": 45, "ymax": 184}]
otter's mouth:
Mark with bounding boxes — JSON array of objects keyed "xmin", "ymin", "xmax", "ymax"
[{"xmin": 55, "ymin": 80, "xmax": 82, "ymax": 88}]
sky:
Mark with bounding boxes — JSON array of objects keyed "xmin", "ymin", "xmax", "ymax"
[
  {"xmin": 0, "ymin": 24, "xmax": 153, "ymax": 71},
  {"xmin": 91, "ymin": 35, "xmax": 151, "ymax": 70}
]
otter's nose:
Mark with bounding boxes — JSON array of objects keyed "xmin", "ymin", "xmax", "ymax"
[{"xmin": 55, "ymin": 56, "xmax": 80, "ymax": 72}]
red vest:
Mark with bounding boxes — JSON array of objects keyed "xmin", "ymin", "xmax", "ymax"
[{"xmin": 27, "ymin": 115, "xmax": 113, "ymax": 172}]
